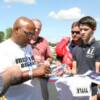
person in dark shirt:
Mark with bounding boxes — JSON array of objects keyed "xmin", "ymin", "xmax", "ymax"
[{"xmin": 72, "ymin": 16, "xmax": 100, "ymax": 100}]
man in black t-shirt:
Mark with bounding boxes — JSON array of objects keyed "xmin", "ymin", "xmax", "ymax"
[
  {"xmin": 72, "ymin": 16, "xmax": 100, "ymax": 100},
  {"xmin": 69, "ymin": 21, "xmax": 81, "ymax": 52}
]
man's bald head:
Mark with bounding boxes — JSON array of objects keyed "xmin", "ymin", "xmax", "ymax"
[
  {"xmin": 13, "ymin": 16, "xmax": 34, "ymax": 30},
  {"xmin": 11, "ymin": 17, "xmax": 36, "ymax": 47}
]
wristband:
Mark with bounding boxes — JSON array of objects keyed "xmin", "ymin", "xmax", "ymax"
[{"xmin": 29, "ymin": 69, "xmax": 33, "ymax": 79}]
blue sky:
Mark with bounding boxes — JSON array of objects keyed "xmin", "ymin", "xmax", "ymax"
[{"xmin": 0, "ymin": 0, "xmax": 100, "ymax": 42}]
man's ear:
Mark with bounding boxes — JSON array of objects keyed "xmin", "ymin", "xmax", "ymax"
[
  {"xmin": 91, "ymin": 28, "xmax": 96, "ymax": 35},
  {"xmin": 93, "ymin": 27, "xmax": 96, "ymax": 33},
  {"xmin": 14, "ymin": 27, "xmax": 20, "ymax": 34}
]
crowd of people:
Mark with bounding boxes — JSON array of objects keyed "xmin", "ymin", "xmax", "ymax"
[{"xmin": 0, "ymin": 16, "xmax": 100, "ymax": 100}]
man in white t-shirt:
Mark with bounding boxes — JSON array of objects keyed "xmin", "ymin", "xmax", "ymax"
[{"xmin": 0, "ymin": 17, "xmax": 50, "ymax": 100}]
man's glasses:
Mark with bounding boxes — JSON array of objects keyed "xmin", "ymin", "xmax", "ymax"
[
  {"xmin": 24, "ymin": 31, "xmax": 35, "ymax": 36},
  {"xmin": 71, "ymin": 31, "xmax": 80, "ymax": 35}
]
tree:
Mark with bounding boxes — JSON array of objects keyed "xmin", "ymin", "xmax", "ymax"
[
  {"xmin": 4, "ymin": 28, "xmax": 12, "ymax": 40},
  {"xmin": 0, "ymin": 31, "xmax": 5, "ymax": 42},
  {"xmin": 49, "ymin": 42, "xmax": 57, "ymax": 47}
]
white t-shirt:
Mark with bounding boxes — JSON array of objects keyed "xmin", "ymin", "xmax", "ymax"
[{"xmin": 0, "ymin": 39, "xmax": 43, "ymax": 100}]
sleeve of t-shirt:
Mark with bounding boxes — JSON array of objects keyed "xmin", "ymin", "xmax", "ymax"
[
  {"xmin": 46, "ymin": 46, "xmax": 53, "ymax": 58},
  {"xmin": 45, "ymin": 40, "xmax": 53, "ymax": 59},
  {"xmin": 95, "ymin": 45, "xmax": 100, "ymax": 62},
  {"xmin": 0, "ymin": 53, "xmax": 13, "ymax": 73}
]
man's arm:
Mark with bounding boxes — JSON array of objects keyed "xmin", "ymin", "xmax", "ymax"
[
  {"xmin": 0, "ymin": 64, "xmax": 50, "ymax": 96},
  {"xmin": 95, "ymin": 62, "xmax": 100, "ymax": 72},
  {"xmin": 45, "ymin": 39, "xmax": 53, "ymax": 64},
  {"xmin": 71, "ymin": 60, "xmax": 77, "ymax": 74}
]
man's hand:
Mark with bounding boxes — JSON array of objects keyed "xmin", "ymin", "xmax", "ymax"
[
  {"xmin": 32, "ymin": 64, "xmax": 51, "ymax": 77},
  {"xmin": 44, "ymin": 60, "xmax": 50, "ymax": 66}
]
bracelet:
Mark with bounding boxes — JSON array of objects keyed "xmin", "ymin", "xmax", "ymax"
[{"xmin": 29, "ymin": 69, "xmax": 33, "ymax": 79}]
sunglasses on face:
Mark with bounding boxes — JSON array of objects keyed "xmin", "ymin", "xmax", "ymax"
[
  {"xmin": 71, "ymin": 31, "xmax": 80, "ymax": 35},
  {"xmin": 24, "ymin": 31, "xmax": 35, "ymax": 36}
]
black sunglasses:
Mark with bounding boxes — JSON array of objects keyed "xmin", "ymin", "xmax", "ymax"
[
  {"xmin": 24, "ymin": 31, "xmax": 35, "ymax": 36},
  {"xmin": 71, "ymin": 31, "xmax": 80, "ymax": 35}
]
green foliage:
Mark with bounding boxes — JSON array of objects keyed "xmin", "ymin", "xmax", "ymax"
[
  {"xmin": 4, "ymin": 28, "xmax": 12, "ymax": 40},
  {"xmin": 49, "ymin": 42, "xmax": 57, "ymax": 47},
  {"xmin": 49, "ymin": 42, "xmax": 57, "ymax": 60},
  {"xmin": 0, "ymin": 28, "xmax": 12, "ymax": 42},
  {"xmin": 0, "ymin": 31, "xmax": 5, "ymax": 42}
]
